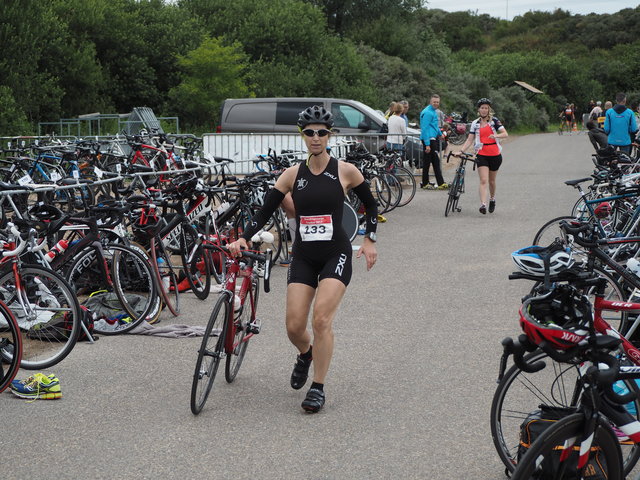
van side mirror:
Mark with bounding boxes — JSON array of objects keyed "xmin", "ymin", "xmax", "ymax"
[{"xmin": 357, "ymin": 121, "xmax": 370, "ymax": 131}]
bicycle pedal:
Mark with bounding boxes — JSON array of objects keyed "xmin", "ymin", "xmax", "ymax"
[{"xmin": 247, "ymin": 320, "xmax": 261, "ymax": 334}]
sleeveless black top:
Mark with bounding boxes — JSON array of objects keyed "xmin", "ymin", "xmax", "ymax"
[{"xmin": 291, "ymin": 156, "xmax": 348, "ymax": 247}]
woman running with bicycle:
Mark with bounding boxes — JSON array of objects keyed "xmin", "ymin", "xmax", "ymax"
[
  {"xmin": 228, "ymin": 106, "xmax": 378, "ymax": 413},
  {"xmin": 456, "ymin": 98, "xmax": 508, "ymax": 214}
]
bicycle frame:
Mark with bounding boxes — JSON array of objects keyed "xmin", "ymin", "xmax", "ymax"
[
  {"xmin": 221, "ymin": 257, "xmax": 258, "ymax": 354},
  {"xmin": 593, "ymin": 294, "xmax": 640, "ymax": 363}
]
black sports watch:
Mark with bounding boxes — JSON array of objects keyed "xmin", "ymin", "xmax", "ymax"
[{"xmin": 365, "ymin": 232, "xmax": 377, "ymax": 242}]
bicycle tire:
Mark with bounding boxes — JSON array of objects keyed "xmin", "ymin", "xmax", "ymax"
[
  {"xmin": 0, "ymin": 265, "xmax": 81, "ymax": 369},
  {"xmin": 225, "ymin": 272, "xmax": 259, "ymax": 383},
  {"xmin": 180, "ymin": 223, "xmax": 211, "ymax": 300},
  {"xmin": 491, "ymin": 350, "xmax": 640, "ymax": 476},
  {"xmin": 65, "ymin": 244, "xmax": 158, "ymax": 334},
  {"xmin": 393, "ymin": 166, "xmax": 416, "ymax": 207},
  {"xmin": 150, "ymin": 237, "xmax": 180, "ymax": 316},
  {"xmin": 122, "ymin": 241, "xmax": 162, "ymax": 325},
  {"xmin": 448, "ymin": 130, "xmax": 465, "ymax": 145},
  {"xmin": 444, "ymin": 171, "xmax": 462, "ymax": 217},
  {"xmin": 369, "ymin": 174, "xmax": 391, "ymax": 214},
  {"xmin": 342, "ymin": 201, "xmax": 359, "ymax": 243},
  {"xmin": 444, "ymin": 191, "xmax": 455, "ymax": 217},
  {"xmin": 263, "ymin": 210, "xmax": 284, "ymax": 263},
  {"xmin": 191, "ymin": 293, "xmax": 230, "ymax": 415},
  {"xmin": 511, "ymin": 413, "xmax": 623, "ymax": 480},
  {"xmin": 381, "ymin": 171, "xmax": 402, "ymax": 213},
  {"xmin": 571, "ymin": 191, "xmax": 599, "ymax": 219},
  {"xmin": 0, "ymin": 301, "xmax": 22, "ymax": 393},
  {"xmin": 204, "ymin": 214, "xmax": 226, "ymax": 285}
]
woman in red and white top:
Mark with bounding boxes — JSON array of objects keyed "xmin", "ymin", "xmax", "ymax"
[{"xmin": 456, "ymin": 98, "xmax": 508, "ymax": 214}]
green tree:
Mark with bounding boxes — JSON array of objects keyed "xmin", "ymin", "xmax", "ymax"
[
  {"xmin": 180, "ymin": 0, "xmax": 375, "ymax": 102},
  {"xmin": 0, "ymin": 86, "xmax": 32, "ymax": 136},
  {"xmin": 168, "ymin": 37, "xmax": 254, "ymax": 129}
]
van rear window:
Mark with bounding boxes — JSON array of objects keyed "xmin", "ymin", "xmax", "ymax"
[
  {"xmin": 226, "ymin": 102, "xmax": 276, "ymax": 124},
  {"xmin": 276, "ymin": 102, "xmax": 318, "ymax": 125}
]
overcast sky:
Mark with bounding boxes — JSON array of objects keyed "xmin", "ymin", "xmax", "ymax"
[{"xmin": 425, "ymin": 0, "xmax": 638, "ymax": 20}]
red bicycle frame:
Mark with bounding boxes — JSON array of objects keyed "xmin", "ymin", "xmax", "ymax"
[
  {"xmin": 221, "ymin": 256, "xmax": 258, "ymax": 353},
  {"xmin": 593, "ymin": 295, "xmax": 640, "ymax": 363}
]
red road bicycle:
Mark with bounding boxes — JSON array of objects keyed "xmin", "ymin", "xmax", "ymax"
[{"xmin": 190, "ymin": 239, "xmax": 272, "ymax": 415}]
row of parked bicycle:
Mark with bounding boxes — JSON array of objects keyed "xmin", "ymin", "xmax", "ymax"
[
  {"xmin": 0, "ymin": 131, "xmax": 415, "ymax": 394},
  {"xmin": 492, "ymin": 147, "xmax": 640, "ymax": 478}
]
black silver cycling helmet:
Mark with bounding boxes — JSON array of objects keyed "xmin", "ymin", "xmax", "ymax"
[
  {"xmin": 297, "ymin": 105, "xmax": 334, "ymax": 129},
  {"xmin": 171, "ymin": 174, "xmax": 199, "ymax": 196},
  {"xmin": 476, "ymin": 98, "xmax": 492, "ymax": 108}
]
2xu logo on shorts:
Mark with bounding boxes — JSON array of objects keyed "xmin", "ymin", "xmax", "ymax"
[{"xmin": 335, "ymin": 253, "xmax": 347, "ymax": 276}]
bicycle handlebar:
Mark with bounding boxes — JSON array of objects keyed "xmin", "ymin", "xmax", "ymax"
[{"xmin": 1, "ymin": 223, "xmax": 34, "ymax": 257}]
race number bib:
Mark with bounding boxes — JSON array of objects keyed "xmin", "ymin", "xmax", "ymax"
[{"xmin": 300, "ymin": 215, "xmax": 333, "ymax": 241}]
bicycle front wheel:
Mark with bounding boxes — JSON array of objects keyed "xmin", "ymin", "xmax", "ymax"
[
  {"xmin": 511, "ymin": 413, "xmax": 623, "ymax": 480},
  {"xmin": 0, "ymin": 265, "xmax": 81, "ymax": 369},
  {"xmin": 0, "ymin": 302, "xmax": 21, "ymax": 393},
  {"xmin": 225, "ymin": 273, "xmax": 259, "ymax": 383},
  {"xmin": 444, "ymin": 172, "xmax": 462, "ymax": 217},
  {"xmin": 191, "ymin": 293, "xmax": 230, "ymax": 415}
]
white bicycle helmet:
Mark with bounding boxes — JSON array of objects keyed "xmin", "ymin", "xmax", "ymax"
[{"xmin": 512, "ymin": 245, "xmax": 574, "ymax": 276}]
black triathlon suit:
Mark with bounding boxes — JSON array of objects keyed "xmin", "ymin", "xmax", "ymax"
[{"xmin": 289, "ymin": 157, "xmax": 352, "ymax": 288}]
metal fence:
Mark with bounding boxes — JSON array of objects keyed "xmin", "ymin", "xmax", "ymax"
[{"xmin": 202, "ymin": 132, "xmax": 422, "ymax": 174}]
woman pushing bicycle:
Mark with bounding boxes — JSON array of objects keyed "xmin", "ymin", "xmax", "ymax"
[
  {"xmin": 455, "ymin": 98, "xmax": 508, "ymax": 214},
  {"xmin": 227, "ymin": 106, "xmax": 378, "ymax": 413}
]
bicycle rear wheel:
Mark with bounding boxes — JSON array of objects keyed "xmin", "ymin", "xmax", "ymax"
[
  {"xmin": 191, "ymin": 293, "xmax": 229, "ymax": 415},
  {"xmin": 225, "ymin": 273, "xmax": 259, "ymax": 383},
  {"xmin": 511, "ymin": 413, "xmax": 623, "ymax": 480},
  {"xmin": 150, "ymin": 237, "xmax": 180, "ymax": 316},
  {"xmin": 0, "ymin": 302, "xmax": 21, "ymax": 393},
  {"xmin": 0, "ymin": 265, "xmax": 81, "ymax": 370},
  {"xmin": 393, "ymin": 166, "xmax": 416, "ymax": 207}
]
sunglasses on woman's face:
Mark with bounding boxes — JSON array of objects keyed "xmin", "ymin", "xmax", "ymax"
[{"xmin": 301, "ymin": 128, "xmax": 331, "ymax": 137}]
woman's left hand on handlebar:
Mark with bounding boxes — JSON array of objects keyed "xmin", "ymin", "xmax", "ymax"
[{"xmin": 227, "ymin": 238, "xmax": 249, "ymax": 257}]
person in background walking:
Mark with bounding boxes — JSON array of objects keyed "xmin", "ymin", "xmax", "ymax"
[
  {"xmin": 584, "ymin": 99, "xmax": 596, "ymax": 127},
  {"xmin": 455, "ymin": 98, "xmax": 508, "ymax": 215},
  {"xmin": 419, "ymin": 94, "xmax": 448, "ymax": 190},
  {"xmin": 604, "ymin": 92, "xmax": 638, "ymax": 155}
]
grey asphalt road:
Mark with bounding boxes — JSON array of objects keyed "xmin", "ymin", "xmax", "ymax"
[{"xmin": 2, "ymin": 132, "xmax": 601, "ymax": 479}]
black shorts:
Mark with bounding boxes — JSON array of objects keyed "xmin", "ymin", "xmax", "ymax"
[
  {"xmin": 287, "ymin": 245, "xmax": 353, "ymax": 288},
  {"xmin": 476, "ymin": 154, "xmax": 503, "ymax": 172}
]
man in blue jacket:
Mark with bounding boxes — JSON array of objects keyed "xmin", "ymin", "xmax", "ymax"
[
  {"xmin": 420, "ymin": 94, "xmax": 447, "ymax": 190},
  {"xmin": 604, "ymin": 92, "xmax": 638, "ymax": 155}
]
